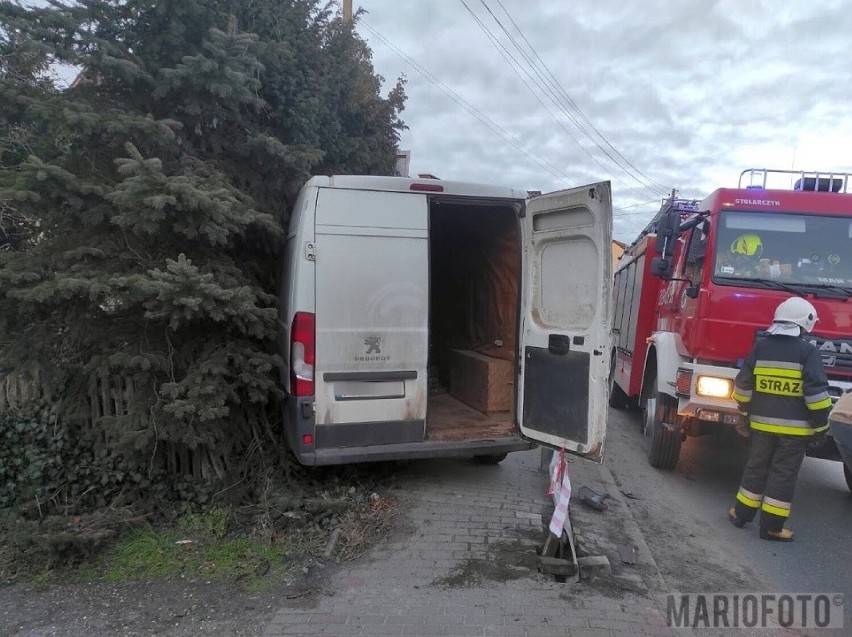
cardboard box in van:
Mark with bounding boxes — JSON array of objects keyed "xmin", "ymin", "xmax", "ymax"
[{"xmin": 278, "ymin": 175, "xmax": 612, "ymax": 466}]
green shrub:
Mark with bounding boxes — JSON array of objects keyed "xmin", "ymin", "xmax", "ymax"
[
  {"xmin": 0, "ymin": 409, "xmax": 215, "ymax": 516},
  {"xmin": 0, "ymin": 409, "xmax": 85, "ymax": 513}
]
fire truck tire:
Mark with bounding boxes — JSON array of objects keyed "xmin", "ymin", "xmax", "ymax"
[
  {"xmin": 608, "ymin": 355, "xmax": 630, "ymax": 409},
  {"xmin": 645, "ymin": 387, "xmax": 681, "ymax": 470},
  {"xmin": 844, "ymin": 464, "xmax": 852, "ymax": 493}
]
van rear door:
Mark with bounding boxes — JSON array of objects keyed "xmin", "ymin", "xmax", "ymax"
[
  {"xmin": 313, "ymin": 187, "xmax": 429, "ymax": 445},
  {"xmin": 518, "ymin": 182, "xmax": 613, "ymax": 461}
]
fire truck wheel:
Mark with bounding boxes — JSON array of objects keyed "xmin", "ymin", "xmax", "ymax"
[
  {"xmin": 645, "ymin": 387, "xmax": 682, "ymax": 470},
  {"xmin": 608, "ymin": 355, "xmax": 630, "ymax": 409},
  {"xmin": 844, "ymin": 464, "xmax": 852, "ymax": 492}
]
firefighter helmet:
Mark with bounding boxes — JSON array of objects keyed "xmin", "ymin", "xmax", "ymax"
[
  {"xmin": 730, "ymin": 233, "xmax": 763, "ymax": 257},
  {"xmin": 773, "ymin": 297, "xmax": 818, "ymax": 333}
]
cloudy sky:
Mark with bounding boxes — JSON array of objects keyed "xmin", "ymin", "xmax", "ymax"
[{"xmin": 354, "ymin": 0, "xmax": 852, "ymax": 242}]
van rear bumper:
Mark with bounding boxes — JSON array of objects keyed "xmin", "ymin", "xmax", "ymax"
[
  {"xmin": 284, "ymin": 394, "xmax": 532, "ymax": 466},
  {"xmin": 301, "ymin": 437, "xmax": 533, "ymax": 466}
]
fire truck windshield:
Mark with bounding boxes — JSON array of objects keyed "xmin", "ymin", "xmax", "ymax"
[{"xmin": 713, "ymin": 210, "xmax": 852, "ymax": 293}]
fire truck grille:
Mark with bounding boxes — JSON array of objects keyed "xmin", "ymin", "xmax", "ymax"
[
  {"xmin": 806, "ymin": 335, "xmax": 852, "ymax": 376},
  {"xmin": 755, "ymin": 330, "xmax": 852, "ymax": 377}
]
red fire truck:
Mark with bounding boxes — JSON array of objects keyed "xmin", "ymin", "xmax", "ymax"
[{"xmin": 610, "ymin": 168, "xmax": 852, "ymax": 485}]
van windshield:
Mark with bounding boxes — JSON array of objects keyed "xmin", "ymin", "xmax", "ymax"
[{"xmin": 713, "ymin": 210, "xmax": 852, "ymax": 290}]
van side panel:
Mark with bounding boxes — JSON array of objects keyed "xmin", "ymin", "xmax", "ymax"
[
  {"xmin": 279, "ymin": 186, "xmax": 318, "ymax": 393},
  {"xmin": 314, "ymin": 188, "xmax": 429, "ymax": 444},
  {"xmin": 278, "ymin": 186, "xmax": 319, "ymax": 459}
]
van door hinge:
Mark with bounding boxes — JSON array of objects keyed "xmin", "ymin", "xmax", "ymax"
[{"xmin": 305, "ymin": 242, "xmax": 316, "ymax": 261}]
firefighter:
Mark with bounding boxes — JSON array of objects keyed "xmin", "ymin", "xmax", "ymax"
[
  {"xmin": 717, "ymin": 233, "xmax": 763, "ymax": 276},
  {"xmin": 728, "ymin": 296, "xmax": 832, "ymax": 542},
  {"xmin": 731, "ymin": 233, "xmax": 763, "ymax": 261}
]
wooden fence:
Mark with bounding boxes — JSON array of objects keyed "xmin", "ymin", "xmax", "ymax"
[
  {"xmin": 0, "ymin": 371, "xmax": 136, "ymax": 426},
  {"xmin": 0, "ymin": 372, "xmax": 228, "ymax": 480},
  {"xmin": 0, "ymin": 372, "xmax": 41, "ymax": 411}
]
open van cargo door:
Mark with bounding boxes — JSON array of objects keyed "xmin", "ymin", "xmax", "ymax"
[{"xmin": 518, "ymin": 182, "xmax": 613, "ymax": 461}]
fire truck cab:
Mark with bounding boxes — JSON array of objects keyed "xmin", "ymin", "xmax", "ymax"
[{"xmin": 611, "ymin": 169, "xmax": 852, "ymax": 475}]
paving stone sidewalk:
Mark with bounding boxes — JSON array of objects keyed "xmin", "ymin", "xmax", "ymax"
[{"xmin": 263, "ymin": 449, "xmax": 675, "ymax": 637}]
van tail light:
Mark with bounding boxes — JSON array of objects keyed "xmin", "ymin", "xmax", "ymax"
[{"xmin": 290, "ymin": 312, "xmax": 315, "ymax": 397}]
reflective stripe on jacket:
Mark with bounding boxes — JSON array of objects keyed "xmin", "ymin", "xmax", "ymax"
[{"xmin": 733, "ymin": 334, "xmax": 831, "ymax": 436}]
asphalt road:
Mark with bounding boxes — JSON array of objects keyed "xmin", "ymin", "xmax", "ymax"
[{"xmin": 603, "ymin": 406, "xmax": 852, "ymax": 629}]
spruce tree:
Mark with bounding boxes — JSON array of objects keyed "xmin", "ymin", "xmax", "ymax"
[{"xmin": 0, "ymin": 0, "xmax": 406, "ymax": 490}]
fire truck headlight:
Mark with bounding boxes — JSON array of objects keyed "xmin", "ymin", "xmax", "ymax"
[{"xmin": 696, "ymin": 376, "xmax": 732, "ymax": 399}]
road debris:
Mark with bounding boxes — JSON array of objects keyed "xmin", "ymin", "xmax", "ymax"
[
  {"xmin": 577, "ymin": 486, "xmax": 609, "ymax": 511},
  {"xmin": 617, "ymin": 543, "xmax": 638, "ymax": 565}
]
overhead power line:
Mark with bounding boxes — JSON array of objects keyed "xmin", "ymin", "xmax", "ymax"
[
  {"xmin": 361, "ymin": 18, "xmax": 664, "ymax": 223},
  {"xmin": 473, "ymin": 0, "xmax": 669, "ymax": 198},
  {"xmin": 459, "ymin": 0, "xmax": 654, "ymax": 197},
  {"xmin": 492, "ymin": 0, "xmax": 668, "ymax": 194},
  {"xmin": 613, "ymin": 199, "xmax": 664, "ymax": 217},
  {"xmin": 487, "ymin": 0, "xmax": 668, "ymax": 195},
  {"xmin": 361, "ymin": 21, "xmax": 578, "ymax": 185},
  {"xmin": 456, "ymin": 1, "xmax": 659, "ymax": 201},
  {"xmin": 456, "ymin": 0, "xmax": 657, "ymax": 200}
]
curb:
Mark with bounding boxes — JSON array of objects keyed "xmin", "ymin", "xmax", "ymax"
[
  {"xmin": 597, "ymin": 461, "xmax": 667, "ymax": 590},
  {"xmin": 566, "ymin": 455, "xmax": 668, "ymax": 593}
]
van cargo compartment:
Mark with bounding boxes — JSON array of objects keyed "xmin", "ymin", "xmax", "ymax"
[
  {"xmin": 449, "ymin": 349, "xmax": 514, "ymax": 413},
  {"xmin": 426, "ymin": 393, "xmax": 514, "ymax": 442},
  {"xmin": 280, "ymin": 175, "xmax": 611, "ymax": 465}
]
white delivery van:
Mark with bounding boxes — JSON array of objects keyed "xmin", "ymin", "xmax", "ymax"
[{"xmin": 278, "ymin": 175, "xmax": 612, "ymax": 466}]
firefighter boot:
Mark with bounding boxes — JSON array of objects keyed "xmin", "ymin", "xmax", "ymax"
[
  {"xmin": 728, "ymin": 507, "xmax": 746, "ymax": 528},
  {"xmin": 759, "ymin": 528, "xmax": 794, "ymax": 542}
]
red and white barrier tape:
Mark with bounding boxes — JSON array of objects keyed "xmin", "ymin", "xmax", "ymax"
[{"xmin": 547, "ymin": 448, "xmax": 571, "ymax": 537}]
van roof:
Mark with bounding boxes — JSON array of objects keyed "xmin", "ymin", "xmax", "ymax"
[{"xmin": 306, "ymin": 175, "xmax": 529, "ymax": 201}]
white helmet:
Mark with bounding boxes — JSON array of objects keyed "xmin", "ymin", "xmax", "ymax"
[{"xmin": 773, "ymin": 297, "xmax": 818, "ymax": 333}]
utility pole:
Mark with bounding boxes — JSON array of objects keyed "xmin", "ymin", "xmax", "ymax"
[{"xmin": 343, "ymin": 0, "xmax": 352, "ymax": 22}]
